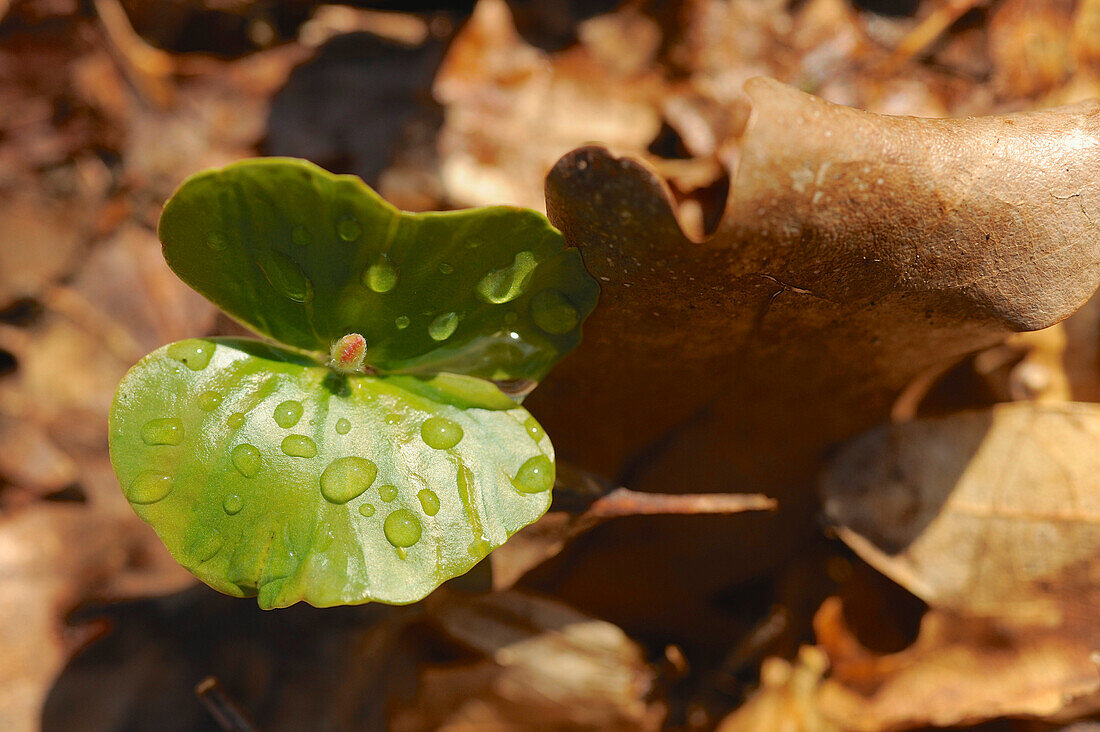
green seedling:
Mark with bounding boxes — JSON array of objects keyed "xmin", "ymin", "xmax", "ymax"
[{"xmin": 108, "ymin": 158, "xmax": 598, "ymax": 609}]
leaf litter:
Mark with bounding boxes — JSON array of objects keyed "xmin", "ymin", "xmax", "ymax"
[{"xmin": 5, "ymin": 0, "xmax": 1100, "ymax": 730}]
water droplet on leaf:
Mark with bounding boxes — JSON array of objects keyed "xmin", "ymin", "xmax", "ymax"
[
  {"xmin": 476, "ymin": 250, "xmax": 537, "ymax": 304},
  {"xmin": 524, "ymin": 417, "xmax": 545, "ymax": 442},
  {"xmin": 335, "ymin": 418, "xmax": 351, "ymax": 434},
  {"xmin": 197, "ymin": 390, "xmax": 222, "ymax": 412},
  {"xmin": 320, "ymin": 456, "xmax": 377, "ymax": 504},
  {"xmin": 141, "ymin": 418, "xmax": 184, "ymax": 446},
  {"xmin": 358, "ymin": 503, "xmax": 376, "ymax": 517},
  {"xmin": 438, "ymin": 262, "xmax": 454, "ymax": 275},
  {"xmin": 378, "ymin": 483, "xmax": 398, "ymax": 502},
  {"xmin": 223, "ymin": 494, "xmax": 244, "ymax": 515},
  {"xmin": 167, "ymin": 340, "xmax": 213, "ymax": 370},
  {"xmin": 394, "ymin": 315, "xmax": 410, "ymax": 330},
  {"xmin": 383, "ymin": 509, "xmax": 422, "ymax": 548},
  {"xmin": 281, "ymin": 434, "xmax": 317, "ymax": 458},
  {"xmin": 428, "ymin": 312, "xmax": 459, "ymax": 341},
  {"xmin": 530, "ymin": 289, "xmax": 579, "ymax": 334},
  {"xmin": 231, "ymin": 444, "xmax": 261, "ymax": 477},
  {"xmin": 273, "ymin": 400, "xmax": 303, "ymax": 428},
  {"xmin": 314, "ymin": 523, "xmax": 336, "ymax": 550},
  {"xmin": 418, "ymin": 489, "xmax": 440, "ymax": 516},
  {"xmin": 469, "ymin": 538, "xmax": 491, "ymax": 559},
  {"xmin": 364, "ymin": 256, "xmax": 398, "ymax": 293},
  {"xmin": 228, "ymin": 412, "xmax": 246, "ymax": 428},
  {"xmin": 189, "ymin": 533, "xmax": 222, "ymax": 562},
  {"xmin": 512, "ymin": 455, "xmax": 553, "ymax": 493},
  {"xmin": 337, "ymin": 215, "xmax": 362, "ymax": 241},
  {"xmin": 128, "ymin": 471, "xmax": 172, "ymax": 504},
  {"xmin": 258, "ymin": 250, "xmax": 313, "ymax": 302},
  {"xmin": 421, "ymin": 416, "xmax": 463, "ymax": 449}
]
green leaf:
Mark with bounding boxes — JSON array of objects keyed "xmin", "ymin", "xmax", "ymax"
[
  {"xmin": 158, "ymin": 158, "xmax": 598, "ymax": 382},
  {"xmin": 109, "ymin": 338, "xmax": 554, "ymax": 608}
]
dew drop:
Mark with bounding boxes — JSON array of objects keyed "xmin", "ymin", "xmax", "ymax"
[
  {"xmin": 337, "ymin": 215, "xmax": 362, "ymax": 241},
  {"xmin": 273, "ymin": 400, "xmax": 303, "ymax": 428},
  {"xmin": 530, "ymin": 289, "xmax": 579, "ymax": 334},
  {"xmin": 228, "ymin": 412, "xmax": 246, "ymax": 428},
  {"xmin": 335, "ymin": 418, "xmax": 351, "ymax": 434},
  {"xmin": 189, "ymin": 533, "xmax": 222, "ymax": 562},
  {"xmin": 378, "ymin": 483, "xmax": 398, "ymax": 502},
  {"xmin": 468, "ymin": 538, "xmax": 491, "ymax": 559},
  {"xmin": 282, "ymin": 435, "xmax": 317, "ymax": 458},
  {"xmin": 383, "ymin": 509, "xmax": 422, "ymax": 548},
  {"xmin": 258, "ymin": 250, "xmax": 313, "ymax": 302},
  {"xmin": 141, "ymin": 418, "xmax": 184, "ymax": 446},
  {"xmin": 524, "ymin": 416, "xmax": 545, "ymax": 442},
  {"xmin": 319, "ymin": 456, "xmax": 377, "ymax": 504},
  {"xmin": 476, "ymin": 250, "xmax": 537, "ymax": 304},
  {"xmin": 206, "ymin": 232, "xmax": 228, "ymax": 251},
  {"xmin": 438, "ymin": 262, "xmax": 454, "ymax": 275},
  {"xmin": 358, "ymin": 503, "xmax": 376, "ymax": 517},
  {"xmin": 314, "ymin": 523, "xmax": 336, "ymax": 550},
  {"xmin": 128, "ymin": 471, "xmax": 172, "ymax": 504},
  {"xmin": 291, "ymin": 225, "xmax": 311, "ymax": 246},
  {"xmin": 364, "ymin": 255, "xmax": 398, "ymax": 293},
  {"xmin": 197, "ymin": 390, "xmax": 222, "ymax": 412},
  {"xmin": 223, "ymin": 493, "xmax": 244, "ymax": 515},
  {"xmin": 231, "ymin": 444, "xmax": 261, "ymax": 477},
  {"xmin": 418, "ymin": 489, "xmax": 440, "ymax": 516},
  {"xmin": 167, "ymin": 340, "xmax": 214, "ymax": 370},
  {"xmin": 394, "ymin": 315, "xmax": 410, "ymax": 330},
  {"xmin": 428, "ymin": 312, "xmax": 459, "ymax": 341},
  {"xmin": 421, "ymin": 416, "xmax": 463, "ymax": 449},
  {"xmin": 513, "ymin": 455, "xmax": 554, "ymax": 493}
]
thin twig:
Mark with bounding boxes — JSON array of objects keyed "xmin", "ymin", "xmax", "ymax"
[
  {"xmin": 553, "ymin": 461, "xmax": 776, "ymax": 536},
  {"xmin": 93, "ymin": 0, "xmax": 176, "ymax": 108},
  {"xmin": 585, "ymin": 487, "xmax": 776, "ymax": 519},
  {"xmin": 886, "ymin": 0, "xmax": 985, "ymax": 68},
  {"xmin": 195, "ymin": 677, "xmax": 259, "ymax": 732}
]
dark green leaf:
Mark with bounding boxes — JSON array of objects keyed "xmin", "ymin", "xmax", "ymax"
[
  {"xmin": 158, "ymin": 158, "xmax": 598, "ymax": 382},
  {"xmin": 109, "ymin": 338, "xmax": 554, "ymax": 608}
]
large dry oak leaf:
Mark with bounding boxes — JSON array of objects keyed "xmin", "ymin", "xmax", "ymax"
[{"xmin": 524, "ymin": 78, "xmax": 1100, "ymax": 635}]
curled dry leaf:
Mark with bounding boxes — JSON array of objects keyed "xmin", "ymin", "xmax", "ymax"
[
  {"xmin": 814, "ymin": 597, "xmax": 1100, "ymax": 731},
  {"xmin": 394, "ymin": 590, "xmax": 665, "ymax": 731},
  {"xmin": 820, "ymin": 403, "xmax": 1100, "ymax": 727},
  {"xmin": 823, "ymin": 402, "xmax": 1100, "ymax": 628},
  {"xmin": 525, "ymin": 78, "xmax": 1100, "ymax": 633}
]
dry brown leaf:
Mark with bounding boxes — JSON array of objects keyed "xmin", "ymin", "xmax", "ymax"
[
  {"xmin": 524, "ymin": 78, "xmax": 1100, "ymax": 635},
  {"xmin": 1059, "ymin": 286, "xmax": 1100, "ymax": 402},
  {"xmin": 990, "ymin": 0, "xmax": 1074, "ymax": 100},
  {"xmin": 814, "ymin": 597, "xmax": 1100, "ymax": 731},
  {"xmin": 823, "ymin": 402, "xmax": 1100, "ymax": 627},
  {"xmin": 0, "ymin": 506, "xmax": 191, "ymax": 732},
  {"xmin": 432, "ymin": 0, "xmax": 665, "ymax": 211},
  {"xmin": 821, "ymin": 402, "xmax": 1100, "ymax": 727},
  {"xmin": 716, "ymin": 646, "xmax": 835, "ymax": 732},
  {"xmin": 0, "ymin": 416, "xmax": 77, "ymax": 500},
  {"xmin": 0, "ymin": 192, "xmax": 88, "ymax": 309},
  {"xmin": 391, "ymin": 590, "xmax": 665, "ymax": 731}
]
